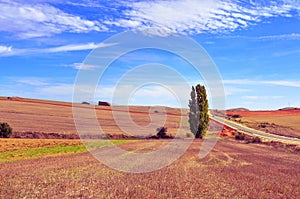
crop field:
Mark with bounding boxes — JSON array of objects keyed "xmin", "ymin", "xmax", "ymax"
[
  {"xmin": 1, "ymin": 97, "xmax": 300, "ymax": 198},
  {"xmin": 1, "ymin": 139, "xmax": 300, "ymax": 198},
  {"xmin": 0, "ymin": 138, "xmax": 132, "ymax": 163},
  {"xmin": 0, "ymin": 97, "xmax": 185, "ymax": 137},
  {"xmin": 227, "ymin": 110, "xmax": 300, "ymax": 138}
]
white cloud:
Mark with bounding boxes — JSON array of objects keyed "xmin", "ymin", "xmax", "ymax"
[
  {"xmin": 258, "ymin": 33, "xmax": 300, "ymax": 40},
  {"xmin": 0, "ymin": 42, "xmax": 116, "ymax": 57},
  {"xmin": 105, "ymin": 0, "xmax": 300, "ymax": 36},
  {"xmin": 217, "ymin": 33, "xmax": 300, "ymax": 41},
  {"xmin": 42, "ymin": 42, "xmax": 113, "ymax": 53},
  {"xmin": 69, "ymin": 63, "xmax": 98, "ymax": 70},
  {"xmin": 0, "ymin": 1, "xmax": 107, "ymax": 38},
  {"xmin": 0, "ymin": 45, "xmax": 12, "ymax": 55},
  {"xmin": 263, "ymin": 80, "xmax": 300, "ymax": 88},
  {"xmin": 16, "ymin": 78, "xmax": 49, "ymax": 86},
  {"xmin": 1, "ymin": 0, "xmax": 300, "ymax": 38},
  {"xmin": 223, "ymin": 79, "xmax": 300, "ymax": 88},
  {"xmin": 65, "ymin": 1, "xmax": 105, "ymax": 8},
  {"xmin": 243, "ymin": 95, "xmax": 284, "ymax": 100}
]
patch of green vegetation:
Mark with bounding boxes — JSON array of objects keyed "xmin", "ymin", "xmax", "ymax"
[
  {"xmin": 85, "ymin": 139, "xmax": 133, "ymax": 150},
  {"xmin": 0, "ymin": 145, "xmax": 86, "ymax": 163},
  {"xmin": 0, "ymin": 139, "xmax": 135, "ymax": 163}
]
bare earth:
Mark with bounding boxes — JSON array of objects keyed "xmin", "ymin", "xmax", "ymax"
[
  {"xmin": 0, "ymin": 97, "xmax": 184, "ymax": 137},
  {"xmin": 1, "ymin": 139, "xmax": 300, "ymax": 198},
  {"xmin": 227, "ymin": 109, "xmax": 300, "ymax": 138},
  {"xmin": 0, "ymin": 97, "xmax": 300, "ymax": 198}
]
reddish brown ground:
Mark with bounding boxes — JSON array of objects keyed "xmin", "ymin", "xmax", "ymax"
[
  {"xmin": 0, "ymin": 97, "xmax": 185, "ymax": 137},
  {"xmin": 1, "ymin": 139, "xmax": 300, "ymax": 198},
  {"xmin": 1, "ymin": 97, "xmax": 300, "ymax": 198},
  {"xmin": 227, "ymin": 109, "xmax": 300, "ymax": 117},
  {"xmin": 226, "ymin": 109, "xmax": 300, "ymax": 138}
]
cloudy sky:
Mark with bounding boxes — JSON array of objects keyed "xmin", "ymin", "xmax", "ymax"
[{"xmin": 1, "ymin": 0, "xmax": 300, "ymax": 110}]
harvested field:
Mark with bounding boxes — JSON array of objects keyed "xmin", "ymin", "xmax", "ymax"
[
  {"xmin": 1, "ymin": 139, "xmax": 300, "ymax": 198},
  {"xmin": 0, "ymin": 97, "xmax": 186, "ymax": 137},
  {"xmin": 1, "ymin": 97, "xmax": 300, "ymax": 198},
  {"xmin": 0, "ymin": 138, "xmax": 133, "ymax": 163},
  {"xmin": 227, "ymin": 109, "xmax": 300, "ymax": 138}
]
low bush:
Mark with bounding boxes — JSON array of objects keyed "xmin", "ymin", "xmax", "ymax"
[
  {"xmin": 235, "ymin": 132, "xmax": 245, "ymax": 140},
  {"xmin": 0, "ymin": 122, "xmax": 13, "ymax": 138},
  {"xmin": 251, "ymin": 137, "xmax": 262, "ymax": 143},
  {"xmin": 156, "ymin": 127, "xmax": 168, "ymax": 138}
]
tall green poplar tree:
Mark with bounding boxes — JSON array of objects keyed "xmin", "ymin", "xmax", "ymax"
[{"xmin": 188, "ymin": 84, "xmax": 209, "ymax": 138}]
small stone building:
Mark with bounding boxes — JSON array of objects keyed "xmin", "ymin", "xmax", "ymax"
[{"xmin": 98, "ymin": 101, "xmax": 111, "ymax": 106}]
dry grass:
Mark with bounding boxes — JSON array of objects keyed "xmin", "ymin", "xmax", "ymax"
[
  {"xmin": 0, "ymin": 138, "xmax": 82, "ymax": 153},
  {"xmin": 0, "ymin": 97, "xmax": 185, "ymax": 137},
  {"xmin": 242, "ymin": 115, "xmax": 300, "ymax": 131},
  {"xmin": 0, "ymin": 98, "xmax": 77, "ymax": 134},
  {"xmin": 227, "ymin": 110, "xmax": 300, "ymax": 138},
  {"xmin": 0, "ymin": 138, "xmax": 133, "ymax": 163},
  {"xmin": 1, "ymin": 97, "xmax": 300, "ymax": 198},
  {"xmin": 1, "ymin": 139, "xmax": 300, "ymax": 198}
]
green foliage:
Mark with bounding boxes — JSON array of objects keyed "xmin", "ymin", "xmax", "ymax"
[
  {"xmin": 188, "ymin": 84, "xmax": 209, "ymax": 139},
  {"xmin": 0, "ymin": 145, "xmax": 86, "ymax": 163},
  {"xmin": 0, "ymin": 122, "xmax": 13, "ymax": 138},
  {"xmin": 0, "ymin": 140, "xmax": 135, "ymax": 163},
  {"xmin": 188, "ymin": 86, "xmax": 199, "ymax": 136}
]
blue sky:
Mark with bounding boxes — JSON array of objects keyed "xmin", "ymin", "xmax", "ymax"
[{"xmin": 1, "ymin": 0, "xmax": 300, "ymax": 110}]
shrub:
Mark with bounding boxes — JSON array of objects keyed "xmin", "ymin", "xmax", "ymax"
[
  {"xmin": 251, "ymin": 137, "xmax": 262, "ymax": 143},
  {"xmin": 235, "ymin": 132, "xmax": 245, "ymax": 140},
  {"xmin": 156, "ymin": 127, "xmax": 168, "ymax": 138},
  {"xmin": 0, "ymin": 122, "xmax": 13, "ymax": 138}
]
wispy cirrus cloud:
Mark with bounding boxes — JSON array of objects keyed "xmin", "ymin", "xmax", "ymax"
[
  {"xmin": 69, "ymin": 63, "xmax": 98, "ymax": 70},
  {"xmin": 0, "ymin": 42, "xmax": 116, "ymax": 57},
  {"xmin": 15, "ymin": 78, "xmax": 49, "ymax": 86},
  {"xmin": 218, "ymin": 33, "xmax": 300, "ymax": 41},
  {"xmin": 258, "ymin": 33, "xmax": 300, "ymax": 40},
  {"xmin": 0, "ymin": 0, "xmax": 107, "ymax": 39},
  {"xmin": 243, "ymin": 95, "xmax": 284, "ymax": 100},
  {"xmin": 2, "ymin": 0, "xmax": 300, "ymax": 38},
  {"xmin": 104, "ymin": 0, "xmax": 300, "ymax": 36},
  {"xmin": 42, "ymin": 43, "xmax": 108, "ymax": 53},
  {"xmin": 223, "ymin": 79, "xmax": 300, "ymax": 88}
]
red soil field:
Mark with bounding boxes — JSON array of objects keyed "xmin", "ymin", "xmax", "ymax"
[
  {"xmin": 226, "ymin": 109, "xmax": 300, "ymax": 138},
  {"xmin": 1, "ymin": 97, "xmax": 300, "ymax": 198},
  {"xmin": 227, "ymin": 109, "xmax": 300, "ymax": 117},
  {"xmin": 1, "ymin": 139, "xmax": 300, "ymax": 198}
]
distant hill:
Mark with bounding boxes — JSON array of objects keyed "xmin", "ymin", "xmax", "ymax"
[
  {"xmin": 226, "ymin": 108, "xmax": 250, "ymax": 112},
  {"xmin": 278, "ymin": 107, "xmax": 300, "ymax": 111}
]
